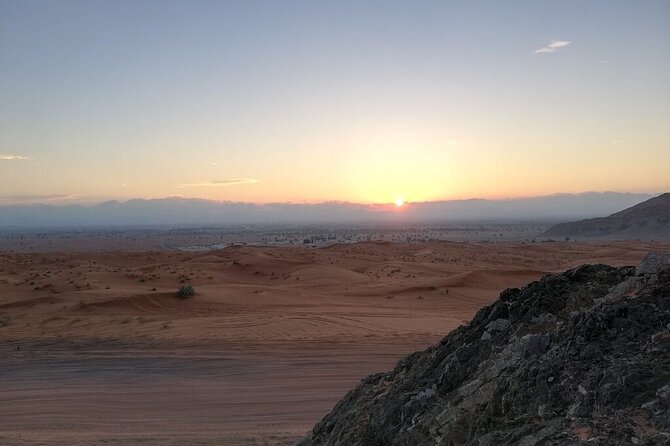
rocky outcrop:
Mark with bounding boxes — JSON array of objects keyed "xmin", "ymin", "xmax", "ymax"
[
  {"xmin": 299, "ymin": 254, "xmax": 670, "ymax": 445},
  {"xmin": 543, "ymin": 193, "xmax": 670, "ymax": 240}
]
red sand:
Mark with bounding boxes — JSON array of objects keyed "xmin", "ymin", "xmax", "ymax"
[{"xmin": 2, "ymin": 241, "xmax": 668, "ymax": 445}]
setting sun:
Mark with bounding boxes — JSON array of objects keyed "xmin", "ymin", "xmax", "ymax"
[{"xmin": 395, "ymin": 197, "xmax": 405, "ymax": 207}]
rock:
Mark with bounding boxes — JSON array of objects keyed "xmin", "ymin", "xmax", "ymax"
[
  {"xmin": 637, "ymin": 252, "xmax": 670, "ymax": 275},
  {"xmin": 412, "ymin": 388, "xmax": 435, "ymax": 401},
  {"xmin": 299, "ymin": 259, "xmax": 670, "ymax": 446},
  {"xmin": 656, "ymin": 384, "xmax": 670, "ymax": 400},
  {"xmin": 531, "ymin": 312, "xmax": 557, "ymax": 324},
  {"xmin": 522, "ymin": 333, "xmax": 551, "ymax": 356},
  {"xmin": 485, "ymin": 318, "xmax": 511, "ymax": 332}
]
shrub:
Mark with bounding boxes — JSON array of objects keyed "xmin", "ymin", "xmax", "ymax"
[
  {"xmin": 177, "ymin": 285, "xmax": 195, "ymax": 299},
  {"xmin": 0, "ymin": 315, "xmax": 10, "ymax": 328}
]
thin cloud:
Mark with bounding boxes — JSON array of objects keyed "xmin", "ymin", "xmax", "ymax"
[
  {"xmin": 0, "ymin": 194, "xmax": 81, "ymax": 204},
  {"xmin": 534, "ymin": 40, "xmax": 572, "ymax": 54},
  {"xmin": 177, "ymin": 178, "xmax": 260, "ymax": 188},
  {"xmin": 0, "ymin": 154, "xmax": 32, "ymax": 160},
  {"xmin": 209, "ymin": 162, "xmax": 219, "ymax": 166}
]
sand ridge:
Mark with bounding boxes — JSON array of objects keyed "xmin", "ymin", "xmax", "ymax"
[{"xmin": 1, "ymin": 241, "xmax": 669, "ymax": 445}]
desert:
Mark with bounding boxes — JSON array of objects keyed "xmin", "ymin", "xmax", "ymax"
[
  {"xmin": 2, "ymin": 1, "xmax": 669, "ymax": 444},
  {"xmin": 2, "ymin": 240, "xmax": 669, "ymax": 445}
]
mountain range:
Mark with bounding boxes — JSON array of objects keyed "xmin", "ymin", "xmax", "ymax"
[
  {"xmin": 0, "ymin": 192, "xmax": 656, "ymax": 229},
  {"xmin": 544, "ymin": 193, "xmax": 670, "ymax": 240}
]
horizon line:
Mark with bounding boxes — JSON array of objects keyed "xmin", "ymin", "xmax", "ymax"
[{"xmin": 0, "ymin": 190, "xmax": 664, "ymax": 207}]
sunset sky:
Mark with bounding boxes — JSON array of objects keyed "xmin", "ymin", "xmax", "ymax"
[{"xmin": 1, "ymin": 0, "xmax": 668, "ymax": 205}]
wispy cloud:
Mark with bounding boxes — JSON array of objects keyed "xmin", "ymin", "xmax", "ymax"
[
  {"xmin": 209, "ymin": 162, "xmax": 219, "ymax": 166},
  {"xmin": 0, "ymin": 194, "xmax": 81, "ymax": 204},
  {"xmin": 0, "ymin": 154, "xmax": 32, "ymax": 160},
  {"xmin": 177, "ymin": 178, "xmax": 260, "ymax": 188},
  {"xmin": 534, "ymin": 40, "xmax": 572, "ymax": 54}
]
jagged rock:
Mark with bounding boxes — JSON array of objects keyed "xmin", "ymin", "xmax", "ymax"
[
  {"xmin": 637, "ymin": 253, "xmax": 670, "ymax": 276},
  {"xmin": 299, "ymin": 260, "xmax": 670, "ymax": 446},
  {"xmin": 485, "ymin": 318, "xmax": 511, "ymax": 332}
]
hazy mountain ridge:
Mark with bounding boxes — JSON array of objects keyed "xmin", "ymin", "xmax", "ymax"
[
  {"xmin": 0, "ymin": 192, "xmax": 654, "ymax": 229},
  {"xmin": 544, "ymin": 193, "xmax": 670, "ymax": 240}
]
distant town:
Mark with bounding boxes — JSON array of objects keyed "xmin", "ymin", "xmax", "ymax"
[{"xmin": 0, "ymin": 222, "xmax": 555, "ymax": 253}]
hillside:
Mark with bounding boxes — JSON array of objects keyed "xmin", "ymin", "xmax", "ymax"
[
  {"xmin": 299, "ymin": 253, "xmax": 670, "ymax": 445},
  {"xmin": 544, "ymin": 193, "xmax": 670, "ymax": 240}
]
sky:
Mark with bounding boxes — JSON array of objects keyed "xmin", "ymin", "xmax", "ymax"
[{"xmin": 0, "ymin": 0, "xmax": 669, "ymax": 205}]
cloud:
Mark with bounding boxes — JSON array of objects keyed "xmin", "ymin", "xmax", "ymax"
[
  {"xmin": 209, "ymin": 162, "xmax": 219, "ymax": 166},
  {"xmin": 534, "ymin": 40, "xmax": 572, "ymax": 54},
  {"xmin": 0, "ymin": 194, "xmax": 81, "ymax": 204},
  {"xmin": 0, "ymin": 154, "xmax": 32, "ymax": 160},
  {"xmin": 177, "ymin": 178, "xmax": 260, "ymax": 188}
]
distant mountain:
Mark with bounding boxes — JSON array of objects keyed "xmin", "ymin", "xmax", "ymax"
[
  {"xmin": 0, "ymin": 192, "xmax": 655, "ymax": 229},
  {"xmin": 543, "ymin": 193, "xmax": 670, "ymax": 240}
]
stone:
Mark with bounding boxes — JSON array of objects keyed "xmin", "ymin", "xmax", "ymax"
[
  {"xmin": 522, "ymin": 333, "xmax": 551, "ymax": 356},
  {"xmin": 656, "ymin": 384, "xmax": 670, "ymax": 399},
  {"xmin": 637, "ymin": 252, "xmax": 670, "ymax": 275},
  {"xmin": 485, "ymin": 318, "xmax": 511, "ymax": 332},
  {"xmin": 299, "ymin": 261, "xmax": 670, "ymax": 446}
]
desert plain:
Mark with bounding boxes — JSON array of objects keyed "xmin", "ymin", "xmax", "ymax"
[{"xmin": 2, "ymin": 240, "xmax": 670, "ymax": 445}]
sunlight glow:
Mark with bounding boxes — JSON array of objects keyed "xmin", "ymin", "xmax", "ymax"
[{"xmin": 395, "ymin": 197, "xmax": 405, "ymax": 207}]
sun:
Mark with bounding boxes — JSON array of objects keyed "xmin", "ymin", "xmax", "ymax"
[{"xmin": 394, "ymin": 197, "xmax": 405, "ymax": 207}]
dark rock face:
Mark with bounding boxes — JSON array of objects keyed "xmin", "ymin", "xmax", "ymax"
[
  {"xmin": 543, "ymin": 192, "xmax": 670, "ymax": 240},
  {"xmin": 299, "ymin": 256, "xmax": 670, "ymax": 445}
]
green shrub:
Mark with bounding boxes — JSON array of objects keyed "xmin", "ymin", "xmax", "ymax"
[{"xmin": 177, "ymin": 285, "xmax": 195, "ymax": 299}]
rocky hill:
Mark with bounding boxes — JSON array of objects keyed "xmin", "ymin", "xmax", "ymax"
[
  {"xmin": 543, "ymin": 193, "xmax": 670, "ymax": 240},
  {"xmin": 299, "ymin": 254, "xmax": 670, "ymax": 445}
]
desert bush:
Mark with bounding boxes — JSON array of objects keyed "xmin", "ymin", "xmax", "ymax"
[{"xmin": 177, "ymin": 285, "xmax": 195, "ymax": 299}]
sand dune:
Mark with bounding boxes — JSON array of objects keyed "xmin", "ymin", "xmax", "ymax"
[{"xmin": 1, "ymin": 241, "xmax": 669, "ymax": 444}]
